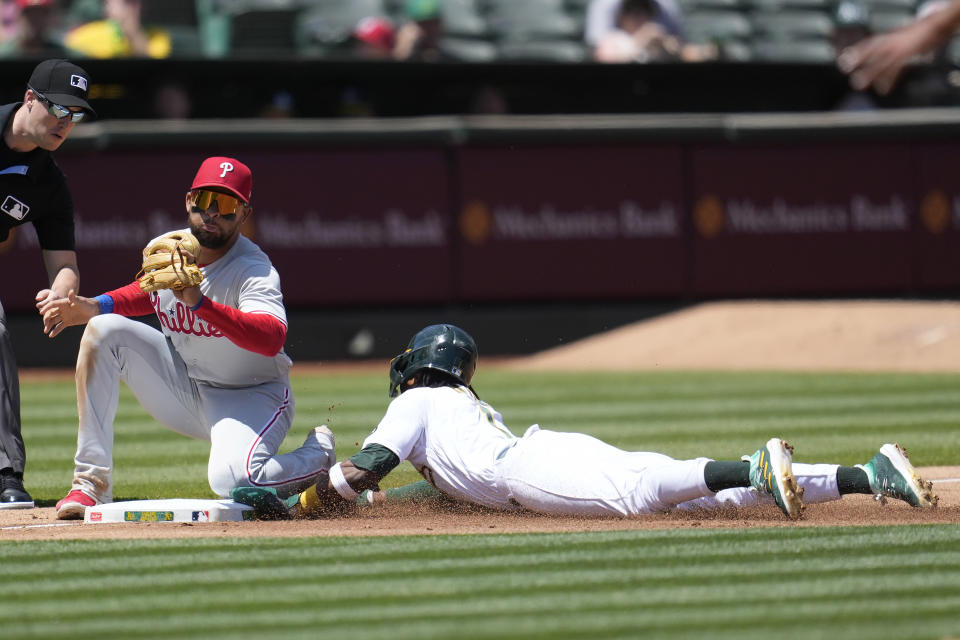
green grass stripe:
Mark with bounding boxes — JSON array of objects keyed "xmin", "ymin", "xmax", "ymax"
[{"xmin": 2, "ymin": 526, "xmax": 960, "ymax": 640}]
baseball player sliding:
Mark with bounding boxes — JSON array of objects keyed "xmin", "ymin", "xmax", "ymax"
[
  {"xmin": 42, "ymin": 156, "xmax": 335, "ymax": 519},
  {"xmin": 235, "ymin": 324, "xmax": 938, "ymax": 521}
]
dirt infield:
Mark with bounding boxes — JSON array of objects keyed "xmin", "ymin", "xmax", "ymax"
[
  {"xmin": 1, "ymin": 469, "xmax": 957, "ymax": 540},
  {"xmin": 3, "ymin": 300, "xmax": 958, "ymax": 540},
  {"xmin": 511, "ymin": 300, "xmax": 960, "ymax": 372}
]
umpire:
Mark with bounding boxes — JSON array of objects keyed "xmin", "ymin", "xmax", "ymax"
[{"xmin": 0, "ymin": 59, "xmax": 94, "ymax": 508}]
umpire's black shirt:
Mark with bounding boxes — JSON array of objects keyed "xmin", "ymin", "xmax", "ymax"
[{"xmin": 0, "ymin": 102, "xmax": 74, "ymax": 249}]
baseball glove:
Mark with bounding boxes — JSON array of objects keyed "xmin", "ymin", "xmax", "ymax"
[{"xmin": 137, "ymin": 230, "xmax": 204, "ymax": 293}]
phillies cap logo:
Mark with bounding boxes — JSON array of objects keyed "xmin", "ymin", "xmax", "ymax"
[
  {"xmin": 219, "ymin": 162, "xmax": 234, "ymax": 178},
  {"xmin": 70, "ymin": 75, "xmax": 88, "ymax": 91}
]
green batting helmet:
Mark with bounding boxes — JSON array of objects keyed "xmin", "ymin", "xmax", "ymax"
[{"xmin": 389, "ymin": 324, "xmax": 478, "ymax": 397}]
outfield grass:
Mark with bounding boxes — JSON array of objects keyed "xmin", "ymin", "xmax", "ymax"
[{"xmin": 5, "ymin": 369, "xmax": 959, "ymax": 640}]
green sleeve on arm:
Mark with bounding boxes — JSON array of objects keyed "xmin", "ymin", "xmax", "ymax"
[{"xmin": 350, "ymin": 443, "xmax": 400, "ymax": 477}]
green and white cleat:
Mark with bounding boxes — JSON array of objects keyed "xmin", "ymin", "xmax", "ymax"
[
  {"xmin": 856, "ymin": 443, "xmax": 938, "ymax": 508},
  {"xmin": 749, "ymin": 438, "xmax": 804, "ymax": 519},
  {"xmin": 230, "ymin": 486, "xmax": 299, "ymax": 520}
]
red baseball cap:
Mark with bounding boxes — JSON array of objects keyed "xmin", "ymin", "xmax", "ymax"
[
  {"xmin": 354, "ymin": 16, "xmax": 396, "ymax": 51},
  {"xmin": 191, "ymin": 157, "xmax": 252, "ymax": 203}
]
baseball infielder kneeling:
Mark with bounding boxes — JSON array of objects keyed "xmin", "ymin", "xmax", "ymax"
[
  {"xmin": 234, "ymin": 324, "xmax": 937, "ymax": 521},
  {"xmin": 43, "ymin": 156, "xmax": 335, "ymax": 519}
]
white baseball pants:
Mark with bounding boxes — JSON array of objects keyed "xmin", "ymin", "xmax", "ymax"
[
  {"xmin": 68, "ymin": 314, "xmax": 332, "ymax": 503},
  {"xmin": 497, "ymin": 427, "xmax": 839, "ymax": 517}
]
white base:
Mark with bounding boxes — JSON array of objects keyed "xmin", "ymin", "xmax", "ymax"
[{"xmin": 84, "ymin": 499, "xmax": 253, "ymax": 523}]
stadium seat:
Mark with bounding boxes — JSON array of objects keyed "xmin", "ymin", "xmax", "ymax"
[
  {"xmin": 481, "ymin": 0, "xmax": 567, "ymax": 12},
  {"xmin": 945, "ymin": 35, "xmax": 960, "ymax": 65},
  {"xmin": 868, "ymin": 8, "xmax": 914, "ymax": 32},
  {"xmin": 229, "ymin": 7, "xmax": 301, "ymax": 56},
  {"xmin": 747, "ymin": 0, "xmax": 834, "ymax": 10},
  {"xmin": 678, "ymin": 0, "xmax": 747, "ymax": 10},
  {"xmin": 860, "ymin": 0, "xmax": 917, "ymax": 10},
  {"xmin": 751, "ymin": 10, "xmax": 834, "ymax": 39},
  {"xmin": 487, "ymin": 7, "xmax": 581, "ymax": 41},
  {"xmin": 442, "ymin": 0, "xmax": 491, "ymax": 38},
  {"xmin": 65, "ymin": 0, "xmax": 103, "ymax": 27},
  {"xmin": 141, "ymin": 0, "xmax": 200, "ymax": 27},
  {"xmin": 497, "ymin": 39, "xmax": 589, "ymax": 61},
  {"xmin": 751, "ymin": 37, "xmax": 835, "ymax": 60},
  {"xmin": 564, "ymin": 0, "xmax": 594, "ymax": 13},
  {"xmin": 166, "ymin": 25, "xmax": 205, "ymax": 57},
  {"xmin": 717, "ymin": 39, "xmax": 753, "ymax": 60},
  {"xmin": 440, "ymin": 36, "xmax": 499, "ymax": 61},
  {"xmin": 685, "ymin": 11, "xmax": 753, "ymax": 42}
]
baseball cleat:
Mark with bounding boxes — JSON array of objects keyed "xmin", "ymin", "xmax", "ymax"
[
  {"xmin": 55, "ymin": 489, "xmax": 98, "ymax": 520},
  {"xmin": 0, "ymin": 470, "xmax": 34, "ymax": 509},
  {"xmin": 304, "ymin": 425, "xmax": 336, "ymax": 460},
  {"xmin": 749, "ymin": 438, "xmax": 804, "ymax": 519},
  {"xmin": 230, "ymin": 486, "xmax": 298, "ymax": 520},
  {"xmin": 305, "ymin": 424, "xmax": 335, "ymax": 447},
  {"xmin": 856, "ymin": 443, "xmax": 938, "ymax": 508}
]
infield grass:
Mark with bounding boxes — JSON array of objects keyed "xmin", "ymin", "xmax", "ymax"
[
  {"xmin": 4, "ymin": 369, "xmax": 960, "ymax": 639},
  {"xmin": 16, "ymin": 368, "xmax": 960, "ymax": 501}
]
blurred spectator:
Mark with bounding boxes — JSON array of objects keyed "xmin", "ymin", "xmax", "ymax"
[
  {"xmin": 897, "ymin": 0, "xmax": 960, "ymax": 104},
  {"xmin": 0, "ymin": 0, "xmax": 67, "ymax": 59},
  {"xmin": 593, "ymin": 0, "xmax": 714, "ymax": 62},
  {"xmin": 830, "ymin": 0, "xmax": 878, "ymax": 109},
  {"xmin": 585, "ymin": 0, "xmax": 686, "ymax": 49},
  {"xmin": 261, "ymin": 90, "xmax": 296, "ymax": 119},
  {"xmin": 352, "ymin": 15, "xmax": 396, "ymax": 60},
  {"xmin": 1, "ymin": 0, "xmax": 18, "ymax": 42},
  {"xmin": 64, "ymin": 0, "xmax": 170, "ymax": 58},
  {"xmin": 469, "ymin": 84, "xmax": 510, "ymax": 114},
  {"xmin": 394, "ymin": 0, "xmax": 447, "ymax": 61},
  {"xmin": 838, "ymin": 0, "xmax": 960, "ymax": 93},
  {"xmin": 151, "ymin": 80, "xmax": 191, "ymax": 119}
]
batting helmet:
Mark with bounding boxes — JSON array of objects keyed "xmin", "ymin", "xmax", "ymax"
[{"xmin": 389, "ymin": 324, "xmax": 478, "ymax": 397}]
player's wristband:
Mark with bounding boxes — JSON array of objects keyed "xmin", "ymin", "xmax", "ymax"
[
  {"xmin": 329, "ymin": 463, "xmax": 360, "ymax": 501},
  {"xmin": 94, "ymin": 294, "xmax": 114, "ymax": 315},
  {"xmin": 189, "ymin": 296, "xmax": 205, "ymax": 312}
]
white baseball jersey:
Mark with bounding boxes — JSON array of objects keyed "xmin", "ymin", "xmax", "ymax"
[
  {"xmin": 363, "ymin": 384, "xmax": 844, "ymax": 517},
  {"xmin": 149, "ymin": 230, "xmax": 291, "ymax": 387},
  {"xmin": 364, "ymin": 385, "xmax": 523, "ymax": 510}
]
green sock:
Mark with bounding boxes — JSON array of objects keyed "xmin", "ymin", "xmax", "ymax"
[
  {"xmin": 704, "ymin": 461, "xmax": 750, "ymax": 492},
  {"xmin": 836, "ymin": 466, "xmax": 872, "ymax": 494}
]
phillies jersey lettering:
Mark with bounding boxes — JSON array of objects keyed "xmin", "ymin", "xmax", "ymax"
[
  {"xmin": 152, "ymin": 296, "xmax": 224, "ymax": 338},
  {"xmin": 148, "ymin": 229, "xmax": 291, "ymax": 387}
]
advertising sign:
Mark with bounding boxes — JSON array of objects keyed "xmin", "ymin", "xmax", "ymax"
[
  {"xmin": 690, "ymin": 143, "xmax": 915, "ymax": 295},
  {"xmin": 0, "ymin": 148, "xmax": 453, "ymax": 311},
  {"xmin": 456, "ymin": 145, "xmax": 686, "ymax": 301}
]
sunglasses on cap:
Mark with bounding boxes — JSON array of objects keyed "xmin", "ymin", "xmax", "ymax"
[
  {"xmin": 189, "ymin": 189, "xmax": 246, "ymax": 219},
  {"xmin": 32, "ymin": 90, "xmax": 86, "ymax": 123}
]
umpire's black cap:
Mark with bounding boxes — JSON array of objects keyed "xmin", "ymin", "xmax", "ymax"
[{"xmin": 28, "ymin": 59, "xmax": 96, "ymax": 117}]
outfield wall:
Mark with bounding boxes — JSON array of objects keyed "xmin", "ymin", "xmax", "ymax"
[{"xmin": 2, "ymin": 112, "xmax": 959, "ymax": 315}]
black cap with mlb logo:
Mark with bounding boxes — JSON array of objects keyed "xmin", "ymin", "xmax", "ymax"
[{"xmin": 27, "ymin": 58, "xmax": 95, "ymax": 118}]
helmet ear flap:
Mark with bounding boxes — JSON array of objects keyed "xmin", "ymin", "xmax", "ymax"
[{"xmin": 388, "ymin": 351, "xmax": 410, "ymax": 397}]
